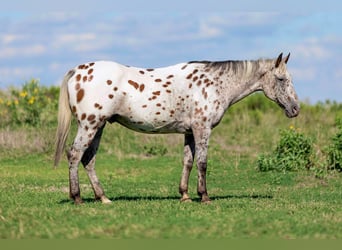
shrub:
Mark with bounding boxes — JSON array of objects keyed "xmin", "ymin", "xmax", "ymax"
[
  {"xmin": 0, "ymin": 79, "xmax": 59, "ymax": 127},
  {"xmin": 257, "ymin": 127, "xmax": 314, "ymax": 172},
  {"xmin": 326, "ymin": 117, "xmax": 342, "ymax": 171}
]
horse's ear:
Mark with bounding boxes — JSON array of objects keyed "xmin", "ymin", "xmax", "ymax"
[
  {"xmin": 275, "ymin": 53, "xmax": 283, "ymax": 68},
  {"xmin": 284, "ymin": 52, "xmax": 290, "ymax": 64}
]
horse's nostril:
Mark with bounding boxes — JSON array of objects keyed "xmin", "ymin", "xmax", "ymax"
[{"xmin": 292, "ymin": 105, "xmax": 300, "ymax": 114}]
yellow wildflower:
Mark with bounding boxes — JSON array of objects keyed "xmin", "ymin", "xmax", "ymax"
[
  {"xmin": 6, "ymin": 100, "xmax": 11, "ymax": 106},
  {"xmin": 289, "ymin": 124, "xmax": 295, "ymax": 130},
  {"xmin": 34, "ymin": 88, "xmax": 39, "ymax": 94},
  {"xmin": 20, "ymin": 91, "xmax": 28, "ymax": 98},
  {"xmin": 28, "ymin": 96, "xmax": 35, "ymax": 105},
  {"xmin": 14, "ymin": 99, "xmax": 19, "ymax": 105}
]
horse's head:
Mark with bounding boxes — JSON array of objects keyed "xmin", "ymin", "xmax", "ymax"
[{"xmin": 262, "ymin": 52, "xmax": 300, "ymax": 118}]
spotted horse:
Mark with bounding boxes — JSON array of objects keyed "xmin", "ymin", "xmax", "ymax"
[{"xmin": 54, "ymin": 52, "xmax": 299, "ymax": 204}]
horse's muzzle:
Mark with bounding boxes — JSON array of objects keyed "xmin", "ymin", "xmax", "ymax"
[{"xmin": 285, "ymin": 103, "xmax": 300, "ymax": 118}]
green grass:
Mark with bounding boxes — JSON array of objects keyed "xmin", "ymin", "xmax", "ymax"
[
  {"xmin": 1, "ymin": 90, "xmax": 342, "ymax": 239},
  {"xmin": 1, "ymin": 151, "xmax": 341, "ymax": 239}
]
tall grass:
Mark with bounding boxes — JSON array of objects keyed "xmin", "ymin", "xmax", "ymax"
[{"xmin": 1, "ymin": 81, "xmax": 342, "ymax": 171}]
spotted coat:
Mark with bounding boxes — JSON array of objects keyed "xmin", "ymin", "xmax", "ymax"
[{"xmin": 55, "ymin": 53, "xmax": 300, "ymax": 204}]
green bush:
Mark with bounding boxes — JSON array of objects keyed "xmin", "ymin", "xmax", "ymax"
[
  {"xmin": 326, "ymin": 117, "xmax": 342, "ymax": 171},
  {"xmin": 0, "ymin": 79, "xmax": 59, "ymax": 127},
  {"xmin": 258, "ymin": 127, "xmax": 314, "ymax": 172}
]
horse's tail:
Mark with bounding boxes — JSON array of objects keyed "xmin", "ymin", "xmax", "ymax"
[{"xmin": 54, "ymin": 70, "xmax": 75, "ymax": 167}]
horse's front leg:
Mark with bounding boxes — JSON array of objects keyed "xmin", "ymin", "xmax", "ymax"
[
  {"xmin": 193, "ymin": 128, "xmax": 211, "ymax": 203},
  {"xmin": 179, "ymin": 134, "xmax": 195, "ymax": 202}
]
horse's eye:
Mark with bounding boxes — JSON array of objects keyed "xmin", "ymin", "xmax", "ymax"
[{"xmin": 277, "ymin": 77, "xmax": 285, "ymax": 82}]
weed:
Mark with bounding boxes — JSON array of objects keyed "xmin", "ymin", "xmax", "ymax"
[{"xmin": 257, "ymin": 127, "xmax": 314, "ymax": 172}]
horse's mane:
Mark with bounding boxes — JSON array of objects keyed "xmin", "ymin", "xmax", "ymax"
[{"xmin": 188, "ymin": 59, "xmax": 274, "ymax": 77}]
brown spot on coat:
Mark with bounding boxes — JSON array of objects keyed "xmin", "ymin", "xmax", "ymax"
[
  {"xmin": 88, "ymin": 75, "xmax": 93, "ymax": 82},
  {"xmin": 87, "ymin": 114, "xmax": 96, "ymax": 121},
  {"xmin": 89, "ymin": 62, "xmax": 95, "ymax": 66},
  {"xmin": 188, "ymin": 83, "xmax": 192, "ymax": 89},
  {"xmin": 156, "ymin": 103, "xmax": 162, "ymax": 107},
  {"xmin": 88, "ymin": 68, "xmax": 93, "ymax": 75},
  {"xmin": 155, "ymin": 78, "xmax": 162, "ymax": 82},
  {"xmin": 186, "ymin": 73, "xmax": 193, "ymax": 79},
  {"xmin": 202, "ymin": 88, "xmax": 208, "ymax": 99},
  {"xmin": 128, "ymin": 80, "xmax": 139, "ymax": 89},
  {"xmin": 75, "ymin": 83, "xmax": 80, "ymax": 91},
  {"xmin": 72, "ymin": 106, "xmax": 77, "ymax": 113},
  {"xmin": 81, "ymin": 113, "xmax": 87, "ymax": 120},
  {"xmin": 166, "ymin": 89, "xmax": 172, "ymax": 93},
  {"xmin": 155, "ymin": 112, "xmax": 161, "ymax": 115},
  {"xmin": 146, "ymin": 68, "xmax": 154, "ymax": 72},
  {"xmin": 139, "ymin": 84, "xmax": 145, "ymax": 92},
  {"xmin": 139, "ymin": 70, "xmax": 145, "ymax": 74},
  {"xmin": 152, "ymin": 91, "xmax": 161, "ymax": 96},
  {"xmin": 181, "ymin": 64, "xmax": 188, "ymax": 70},
  {"xmin": 142, "ymin": 105, "xmax": 147, "ymax": 108},
  {"xmin": 108, "ymin": 94, "xmax": 114, "ymax": 99},
  {"xmin": 113, "ymin": 87, "xmax": 118, "ymax": 91},
  {"xmin": 195, "ymin": 108, "xmax": 203, "ymax": 115},
  {"xmin": 167, "ymin": 75, "xmax": 174, "ymax": 79},
  {"xmin": 107, "ymin": 80, "xmax": 112, "ymax": 85},
  {"xmin": 83, "ymin": 76, "xmax": 88, "ymax": 82},
  {"xmin": 76, "ymin": 74, "xmax": 81, "ymax": 81},
  {"xmin": 76, "ymin": 89, "xmax": 85, "ymax": 103}
]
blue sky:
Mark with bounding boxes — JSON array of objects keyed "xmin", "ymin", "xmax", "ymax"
[{"xmin": 0, "ymin": 1, "xmax": 342, "ymax": 103}]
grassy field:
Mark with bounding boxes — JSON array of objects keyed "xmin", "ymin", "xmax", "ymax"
[{"xmin": 0, "ymin": 82, "xmax": 342, "ymax": 239}]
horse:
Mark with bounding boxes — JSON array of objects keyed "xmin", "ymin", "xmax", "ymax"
[{"xmin": 54, "ymin": 52, "xmax": 299, "ymax": 204}]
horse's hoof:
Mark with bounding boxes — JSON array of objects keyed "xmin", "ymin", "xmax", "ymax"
[
  {"xmin": 201, "ymin": 196, "xmax": 211, "ymax": 204},
  {"xmin": 180, "ymin": 197, "xmax": 192, "ymax": 203},
  {"xmin": 101, "ymin": 197, "xmax": 112, "ymax": 204},
  {"xmin": 74, "ymin": 197, "xmax": 84, "ymax": 205}
]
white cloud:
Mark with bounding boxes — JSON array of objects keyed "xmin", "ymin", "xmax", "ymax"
[
  {"xmin": 292, "ymin": 37, "xmax": 333, "ymax": 60},
  {"xmin": 0, "ymin": 44, "xmax": 46, "ymax": 59},
  {"xmin": 0, "ymin": 66, "xmax": 43, "ymax": 84},
  {"xmin": 289, "ymin": 67, "xmax": 317, "ymax": 82}
]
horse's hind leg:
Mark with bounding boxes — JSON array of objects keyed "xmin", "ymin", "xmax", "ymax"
[
  {"xmin": 81, "ymin": 124, "xmax": 111, "ymax": 204},
  {"xmin": 68, "ymin": 125, "xmax": 101, "ymax": 204}
]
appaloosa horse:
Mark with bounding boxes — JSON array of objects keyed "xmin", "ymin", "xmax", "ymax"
[{"xmin": 54, "ymin": 52, "xmax": 299, "ymax": 204}]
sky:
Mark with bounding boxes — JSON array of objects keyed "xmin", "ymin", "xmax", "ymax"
[{"xmin": 0, "ymin": 1, "xmax": 341, "ymax": 103}]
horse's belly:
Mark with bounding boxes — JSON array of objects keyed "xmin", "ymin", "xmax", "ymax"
[{"xmin": 113, "ymin": 115, "xmax": 189, "ymax": 134}]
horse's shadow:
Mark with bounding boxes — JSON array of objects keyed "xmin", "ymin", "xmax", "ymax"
[{"xmin": 59, "ymin": 193, "xmax": 273, "ymax": 204}]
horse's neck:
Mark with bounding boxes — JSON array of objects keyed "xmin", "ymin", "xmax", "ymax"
[
  {"xmin": 202, "ymin": 60, "xmax": 269, "ymax": 108},
  {"xmin": 226, "ymin": 75, "xmax": 263, "ymax": 106}
]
